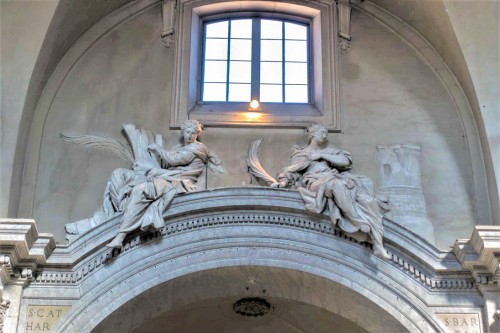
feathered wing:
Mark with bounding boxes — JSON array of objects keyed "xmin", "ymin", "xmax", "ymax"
[
  {"xmin": 60, "ymin": 133, "xmax": 134, "ymax": 164},
  {"xmin": 246, "ymin": 139, "xmax": 277, "ymax": 186}
]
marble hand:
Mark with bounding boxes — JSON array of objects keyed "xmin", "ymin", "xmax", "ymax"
[
  {"xmin": 147, "ymin": 144, "xmax": 160, "ymax": 154},
  {"xmin": 308, "ymin": 152, "xmax": 323, "ymax": 161},
  {"xmin": 271, "ymin": 180, "xmax": 288, "ymax": 188}
]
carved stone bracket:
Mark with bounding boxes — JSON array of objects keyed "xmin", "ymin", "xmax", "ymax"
[
  {"xmin": 454, "ymin": 226, "xmax": 500, "ymax": 286},
  {"xmin": 454, "ymin": 226, "xmax": 500, "ymax": 331},
  {"xmin": 337, "ymin": 0, "xmax": 351, "ymax": 40},
  {"xmin": 161, "ymin": 0, "xmax": 177, "ymax": 47},
  {"xmin": 0, "ymin": 219, "xmax": 55, "ymax": 287},
  {"xmin": 338, "ymin": 37, "xmax": 351, "ymax": 52}
]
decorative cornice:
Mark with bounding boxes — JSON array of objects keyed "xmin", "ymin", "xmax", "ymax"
[
  {"xmin": 453, "ymin": 226, "xmax": 500, "ymax": 286},
  {"xmin": 26, "ymin": 188, "xmax": 475, "ymax": 292},
  {"xmin": 0, "ymin": 219, "xmax": 55, "ymax": 286}
]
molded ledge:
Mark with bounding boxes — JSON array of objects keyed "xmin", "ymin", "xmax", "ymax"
[
  {"xmin": 454, "ymin": 226, "xmax": 500, "ymax": 284},
  {"xmin": 50, "ymin": 187, "xmax": 458, "ymax": 270}
]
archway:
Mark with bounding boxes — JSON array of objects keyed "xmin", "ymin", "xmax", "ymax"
[
  {"xmin": 43, "ymin": 188, "xmax": 446, "ymax": 332},
  {"xmin": 93, "ymin": 266, "xmax": 407, "ymax": 333}
]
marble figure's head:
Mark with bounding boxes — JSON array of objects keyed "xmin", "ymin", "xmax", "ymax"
[
  {"xmin": 307, "ymin": 124, "xmax": 328, "ymax": 144},
  {"xmin": 181, "ymin": 119, "xmax": 203, "ymax": 144}
]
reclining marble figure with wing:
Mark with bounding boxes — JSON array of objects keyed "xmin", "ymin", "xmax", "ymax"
[
  {"xmin": 61, "ymin": 120, "xmax": 223, "ymax": 247},
  {"xmin": 247, "ymin": 124, "xmax": 391, "ymax": 259}
]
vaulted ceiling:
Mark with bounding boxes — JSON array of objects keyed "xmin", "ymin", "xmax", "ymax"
[{"xmin": 33, "ymin": 0, "xmax": 470, "ymax": 111}]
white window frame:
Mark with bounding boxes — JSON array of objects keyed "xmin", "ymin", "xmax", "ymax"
[{"xmin": 170, "ymin": 0, "xmax": 340, "ymax": 130}]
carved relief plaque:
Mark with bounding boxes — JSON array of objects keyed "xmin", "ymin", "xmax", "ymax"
[
  {"xmin": 25, "ymin": 305, "xmax": 70, "ymax": 332},
  {"xmin": 436, "ymin": 313, "xmax": 482, "ymax": 333}
]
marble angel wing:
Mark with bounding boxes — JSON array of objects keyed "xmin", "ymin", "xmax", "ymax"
[
  {"xmin": 60, "ymin": 133, "xmax": 134, "ymax": 164},
  {"xmin": 246, "ymin": 139, "xmax": 277, "ymax": 186}
]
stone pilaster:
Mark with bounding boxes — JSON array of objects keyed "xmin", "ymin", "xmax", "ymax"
[
  {"xmin": 0, "ymin": 219, "xmax": 55, "ymax": 332},
  {"xmin": 454, "ymin": 226, "xmax": 500, "ymax": 333}
]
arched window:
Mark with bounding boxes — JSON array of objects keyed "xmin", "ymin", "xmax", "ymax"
[{"xmin": 170, "ymin": 1, "xmax": 340, "ymax": 131}]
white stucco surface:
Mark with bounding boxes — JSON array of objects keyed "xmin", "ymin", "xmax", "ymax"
[
  {"xmin": 0, "ymin": 0, "xmax": 58, "ymax": 216},
  {"xmin": 28, "ymin": 6, "xmax": 485, "ymax": 248},
  {"xmin": 444, "ymin": 0, "xmax": 500, "ymax": 224}
]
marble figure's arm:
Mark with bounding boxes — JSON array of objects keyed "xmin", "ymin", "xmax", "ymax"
[
  {"xmin": 317, "ymin": 151, "xmax": 352, "ymax": 168},
  {"xmin": 148, "ymin": 144, "xmax": 196, "ymax": 166}
]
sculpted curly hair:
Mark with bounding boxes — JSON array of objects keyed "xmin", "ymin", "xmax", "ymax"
[
  {"xmin": 307, "ymin": 124, "xmax": 327, "ymax": 142},
  {"xmin": 181, "ymin": 119, "xmax": 203, "ymax": 135}
]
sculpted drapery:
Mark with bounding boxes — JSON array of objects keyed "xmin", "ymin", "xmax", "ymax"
[
  {"xmin": 60, "ymin": 120, "xmax": 222, "ymax": 247},
  {"xmin": 106, "ymin": 120, "xmax": 222, "ymax": 248},
  {"xmin": 249, "ymin": 124, "xmax": 390, "ymax": 259}
]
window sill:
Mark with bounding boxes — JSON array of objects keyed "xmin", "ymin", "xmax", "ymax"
[{"xmin": 190, "ymin": 102, "xmax": 326, "ymax": 128}]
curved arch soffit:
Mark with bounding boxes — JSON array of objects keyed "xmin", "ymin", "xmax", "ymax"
[
  {"xmin": 15, "ymin": 0, "xmax": 491, "ymax": 222},
  {"xmin": 92, "ymin": 266, "xmax": 409, "ymax": 332},
  {"xmin": 33, "ymin": 187, "xmax": 466, "ymax": 332}
]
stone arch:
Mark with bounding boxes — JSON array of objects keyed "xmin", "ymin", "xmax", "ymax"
[
  {"xmin": 91, "ymin": 266, "xmax": 415, "ymax": 333},
  {"xmin": 53, "ymin": 242, "xmax": 439, "ymax": 333},
  {"xmin": 34, "ymin": 188, "xmax": 453, "ymax": 333}
]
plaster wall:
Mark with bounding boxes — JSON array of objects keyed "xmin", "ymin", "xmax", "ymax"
[
  {"xmin": 443, "ymin": 0, "xmax": 500, "ymax": 224},
  {"xmin": 371, "ymin": 0, "xmax": 500, "ymax": 224},
  {"xmin": 28, "ymin": 6, "xmax": 484, "ymax": 249},
  {"xmin": 0, "ymin": 0, "xmax": 58, "ymax": 216}
]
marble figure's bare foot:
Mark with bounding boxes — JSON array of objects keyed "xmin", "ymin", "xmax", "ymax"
[
  {"xmin": 373, "ymin": 243, "xmax": 391, "ymax": 260},
  {"xmin": 106, "ymin": 232, "xmax": 127, "ymax": 249}
]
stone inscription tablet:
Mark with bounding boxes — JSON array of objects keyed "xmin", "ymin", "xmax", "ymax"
[
  {"xmin": 25, "ymin": 305, "xmax": 70, "ymax": 332},
  {"xmin": 436, "ymin": 313, "xmax": 482, "ymax": 333}
]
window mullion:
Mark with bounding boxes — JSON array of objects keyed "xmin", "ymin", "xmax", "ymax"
[
  {"xmin": 307, "ymin": 24, "xmax": 312, "ymax": 103},
  {"xmin": 282, "ymin": 21, "xmax": 286, "ymax": 103},
  {"xmin": 251, "ymin": 18, "xmax": 260, "ymax": 101},
  {"xmin": 225, "ymin": 20, "xmax": 232, "ymax": 102}
]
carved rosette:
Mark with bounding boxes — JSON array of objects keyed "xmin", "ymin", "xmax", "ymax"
[
  {"xmin": 338, "ymin": 37, "xmax": 351, "ymax": 52},
  {"xmin": 233, "ymin": 298, "xmax": 271, "ymax": 317}
]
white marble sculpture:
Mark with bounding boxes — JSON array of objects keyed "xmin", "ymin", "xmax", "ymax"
[
  {"xmin": 61, "ymin": 120, "xmax": 223, "ymax": 247},
  {"xmin": 247, "ymin": 124, "xmax": 391, "ymax": 259},
  {"xmin": 377, "ymin": 144, "xmax": 436, "ymax": 245}
]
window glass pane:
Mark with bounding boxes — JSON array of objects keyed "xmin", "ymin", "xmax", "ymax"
[
  {"xmin": 231, "ymin": 19, "xmax": 252, "ymax": 38},
  {"xmin": 285, "ymin": 40, "xmax": 307, "ymax": 62},
  {"xmin": 285, "ymin": 62, "xmax": 308, "ymax": 84},
  {"xmin": 204, "ymin": 61, "xmax": 227, "ymax": 83},
  {"xmin": 203, "ymin": 18, "xmax": 310, "ymax": 105},
  {"xmin": 285, "ymin": 22, "xmax": 307, "ymax": 40},
  {"xmin": 261, "ymin": 20, "xmax": 282, "ymax": 39},
  {"xmin": 261, "ymin": 40, "xmax": 282, "ymax": 61},
  {"xmin": 229, "ymin": 61, "xmax": 251, "ymax": 83},
  {"xmin": 206, "ymin": 21, "xmax": 228, "ymax": 38},
  {"xmin": 260, "ymin": 84, "xmax": 283, "ymax": 102},
  {"xmin": 203, "ymin": 83, "xmax": 226, "ymax": 101},
  {"xmin": 205, "ymin": 39, "xmax": 228, "ymax": 60},
  {"xmin": 230, "ymin": 39, "xmax": 252, "ymax": 60},
  {"xmin": 285, "ymin": 85, "xmax": 308, "ymax": 103},
  {"xmin": 228, "ymin": 83, "xmax": 251, "ymax": 101},
  {"xmin": 260, "ymin": 62, "xmax": 282, "ymax": 84}
]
